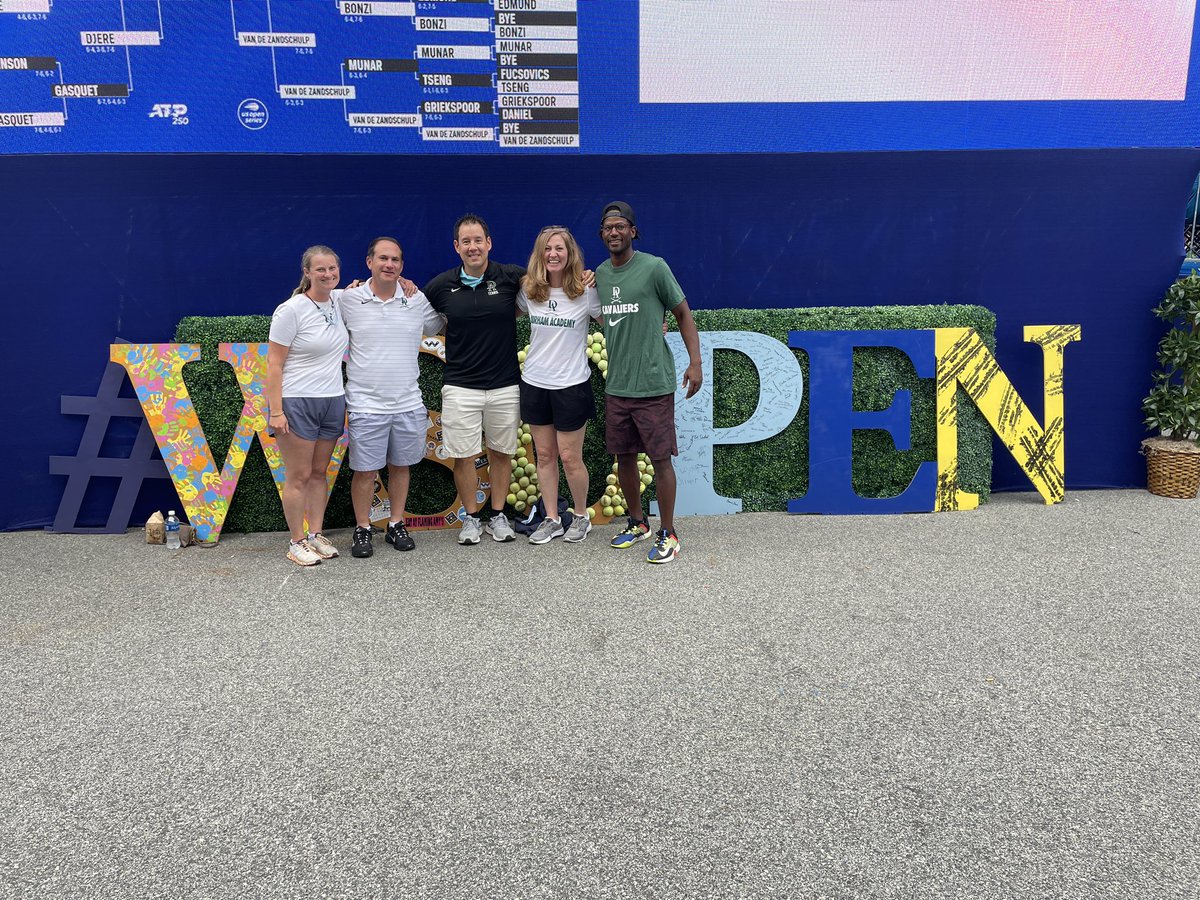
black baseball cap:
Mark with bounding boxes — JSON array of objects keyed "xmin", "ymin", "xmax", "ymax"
[{"xmin": 600, "ymin": 201, "xmax": 636, "ymax": 228}]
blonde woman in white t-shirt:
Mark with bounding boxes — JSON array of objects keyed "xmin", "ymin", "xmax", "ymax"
[
  {"xmin": 517, "ymin": 226, "xmax": 602, "ymax": 544},
  {"xmin": 266, "ymin": 245, "xmax": 349, "ymax": 567}
]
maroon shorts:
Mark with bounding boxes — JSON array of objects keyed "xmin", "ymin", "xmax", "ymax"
[{"xmin": 605, "ymin": 393, "xmax": 677, "ymax": 459}]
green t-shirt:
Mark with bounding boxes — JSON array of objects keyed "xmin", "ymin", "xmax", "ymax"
[{"xmin": 596, "ymin": 252, "xmax": 686, "ymax": 398}]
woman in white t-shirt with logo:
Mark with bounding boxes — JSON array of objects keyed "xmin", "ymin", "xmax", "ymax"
[
  {"xmin": 266, "ymin": 245, "xmax": 349, "ymax": 566},
  {"xmin": 517, "ymin": 226, "xmax": 602, "ymax": 545}
]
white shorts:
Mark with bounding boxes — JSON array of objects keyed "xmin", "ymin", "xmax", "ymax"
[
  {"xmin": 441, "ymin": 384, "xmax": 520, "ymax": 458},
  {"xmin": 348, "ymin": 408, "xmax": 427, "ymax": 471}
]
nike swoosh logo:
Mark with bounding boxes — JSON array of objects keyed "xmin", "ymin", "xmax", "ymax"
[
  {"xmin": 607, "ymin": 316, "xmax": 627, "ymax": 326},
  {"xmin": 450, "ymin": 287, "xmax": 462, "ymax": 292}
]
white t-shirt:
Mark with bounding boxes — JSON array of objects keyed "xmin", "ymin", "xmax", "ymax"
[
  {"xmin": 268, "ymin": 292, "xmax": 348, "ymax": 398},
  {"xmin": 338, "ymin": 279, "xmax": 446, "ymax": 414},
  {"xmin": 517, "ymin": 285, "xmax": 601, "ymax": 390}
]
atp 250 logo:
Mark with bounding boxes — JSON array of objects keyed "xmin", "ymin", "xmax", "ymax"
[{"xmin": 148, "ymin": 103, "xmax": 188, "ymax": 125}]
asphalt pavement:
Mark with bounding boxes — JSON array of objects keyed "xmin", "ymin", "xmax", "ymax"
[{"xmin": 1, "ymin": 491, "xmax": 1197, "ymax": 899}]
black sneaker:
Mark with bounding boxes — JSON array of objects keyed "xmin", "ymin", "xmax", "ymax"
[
  {"xmin": 351, "ymin": 525, "xmax": 373, "ymax": 558},
  {"xmin": 386, "ymin": 521, "xmax": 415, "ymax": 551}
]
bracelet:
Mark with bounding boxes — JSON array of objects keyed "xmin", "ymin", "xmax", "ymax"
[{"xmin": 270, "ymin": 413, "xmax": 284, "ymax": 419}]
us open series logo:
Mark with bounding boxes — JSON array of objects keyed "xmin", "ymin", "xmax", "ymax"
[{"xmin": 237, "ymin": 98, "xmax": 268, "ymax": 130}]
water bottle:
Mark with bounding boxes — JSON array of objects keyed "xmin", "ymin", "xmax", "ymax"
[{"xmin": 166, "ymin": 510, "xmax": 181, "ymax": 550}]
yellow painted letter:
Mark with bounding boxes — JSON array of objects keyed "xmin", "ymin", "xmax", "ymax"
[{"xmin": 935, "ymin": 325, "xmax": 1081, "ymax": 508}]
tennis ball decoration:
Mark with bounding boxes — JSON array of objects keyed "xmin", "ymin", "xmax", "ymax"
[
  {"xmin": 508, "ymin": 423, "xmax": 540, "ymax": 514},
  {"xmin": 584, "ymin": 331, "xmax": 609, "ymax": 379},
  {"xmin": 588, "ymin": 454, "xmax": 654, "ymax": 524}
]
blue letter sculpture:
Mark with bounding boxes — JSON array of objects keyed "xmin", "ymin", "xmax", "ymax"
[
  {"xmin": 787, "ymin": 330, "xmax": 937, "ymax": 514},
  {"xmin": 661, "ymin": 331, "xmax": 803, "ymax": 516}
]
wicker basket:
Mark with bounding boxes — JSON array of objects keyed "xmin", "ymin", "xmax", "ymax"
[{"xmin": 1143, "ymin": 438, "xmax": 1200, "ymax": 499}]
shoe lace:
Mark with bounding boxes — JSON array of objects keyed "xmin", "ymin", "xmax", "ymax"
[{"xmin": 353, "ymin": 528, "xmax": 370, "ymax": 544}]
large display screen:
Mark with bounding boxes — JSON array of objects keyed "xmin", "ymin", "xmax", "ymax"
[
  {"xmin": 1, "ymin": 0, "xmax": 1197, "ymax": 153},
  {"xmin": 642, "ymin": 2, "xmax": 1195, "ymax": 103}
]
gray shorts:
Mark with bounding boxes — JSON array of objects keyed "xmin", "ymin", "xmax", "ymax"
[
  {"xmin": 349, "ymin": 408, "xmax": 428, "ymax": 471},
  {"xmin": 270, "ymin": 395, "xmax": 346, "ymax": 442}
]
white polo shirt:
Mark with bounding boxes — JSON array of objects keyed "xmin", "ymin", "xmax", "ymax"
[
  {"xmin": 338, "ymin": 279, "xmax": 445, "ymax": 414},
  {"xmin": 268, "ymin": 292, "xmax": 348, "ymax": 398},
  {"xmin": 517, "ymin": 286, "xmax": 601, "ymax": 390}
]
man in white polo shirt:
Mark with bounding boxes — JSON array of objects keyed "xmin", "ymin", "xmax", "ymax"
[{"xmin": 339, "ymin": 236, "xmax": 445, "ymax": 558}]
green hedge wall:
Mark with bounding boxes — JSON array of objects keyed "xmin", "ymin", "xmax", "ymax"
[
  {"xmin": 175, "ymin": 304, "xmax": 994, "ymax": 533},
  {"xmin": 689, "ymin": 306, "xmax": 995, "ymax": 512}
]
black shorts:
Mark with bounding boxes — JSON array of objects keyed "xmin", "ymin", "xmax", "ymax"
[{"xmin": 520, "ymin": 379, "xmax": 596, "ymax": 432}]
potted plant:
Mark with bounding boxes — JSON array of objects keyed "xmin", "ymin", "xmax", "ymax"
[{"xmin": 1142, "ymin": 270, "xmax": 1200, "ymax": 497}]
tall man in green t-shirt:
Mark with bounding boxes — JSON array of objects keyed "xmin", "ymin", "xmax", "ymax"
[{"xmin": 595, "ymin": 201, "xmax": 702, "ymax": 564}]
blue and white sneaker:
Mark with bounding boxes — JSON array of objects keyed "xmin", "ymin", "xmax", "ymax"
[
  {"xmin": 646, "ymin": 528, "xmax": 680, "ymax": 564},
  {"xmin": 611, "ymin": 517, "xmax": 651, "ymax": 549}
]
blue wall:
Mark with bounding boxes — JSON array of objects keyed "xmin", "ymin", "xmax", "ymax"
[{"xmin": 3, "ymin": 149, "xmax": 1196, "ymax": 530}]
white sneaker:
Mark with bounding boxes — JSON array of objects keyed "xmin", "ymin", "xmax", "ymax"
[
  {"xmin": 486, "ymin": 511, "xmax": 516, "ymax": 543},
  {"xmin": 287, "ymin": 539, "xmax": 322, "ymax": 567},
  {"xmin": 306, "ymin": 532, "xmax": 338, "ymax": 559},
  {"xmin": 563, "ymin": 512, "xmax": 592, "ymax": 543},
  {"xmin": 458, "ymin": 514, "xmax": 483, "ymax": 545},
  {"xmin": 529, "ymin": 517, "xmax": 565, "ymax": 545}
]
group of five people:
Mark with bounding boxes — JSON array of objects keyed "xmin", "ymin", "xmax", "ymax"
[{"xmin": 263, "ymin": 202, "xmax": 702, "ymax": 569}]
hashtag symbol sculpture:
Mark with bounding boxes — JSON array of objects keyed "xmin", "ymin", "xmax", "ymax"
[{"xmin": 48, "ymin": 356, "xmax": 173, "ymax": 533}]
